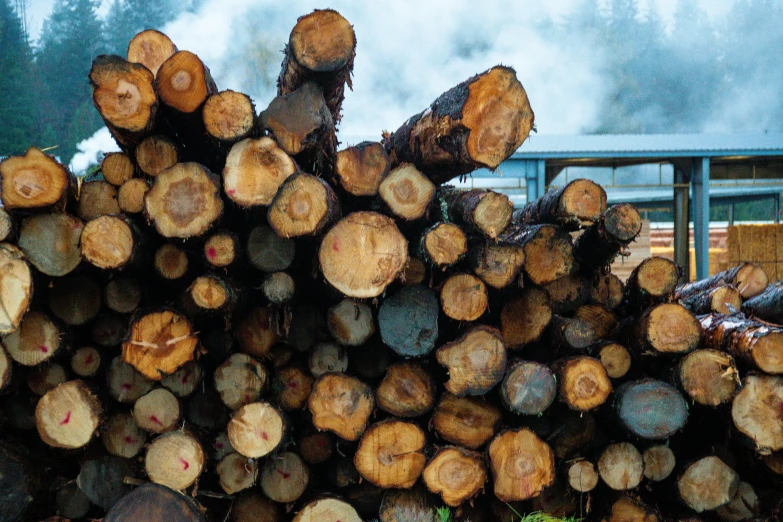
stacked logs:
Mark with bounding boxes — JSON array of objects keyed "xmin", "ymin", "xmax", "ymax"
[{"xmin": 1, "ymin": 9, "xmax": 783, "ymax": 522}]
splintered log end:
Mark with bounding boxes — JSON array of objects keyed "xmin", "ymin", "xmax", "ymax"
[
  {"xmin": 0, "ymin": 148, "xmax": 72, "ymax": 210},
  {"xmin": 224, "ymin": 137, "xmax": 297, "ymax": 207},
  {"xmin": 501, "ymin": 287, "xmax": 552, "ymax": 349},
  {"xmin": 127, "ymin": 29, "xmax": 178, "ymax": 76},
  {"xmin": 440, "ymin": 273, "xmax": 488, "ymax": 321},
  {"xmin": 424, "ymin": 222, "xmax": 467, "ymax": 267},
  {"xmin": 735, "ymin": 262, "xmax": 769, "ymax": 298},
  {"xmin": 598, "ymin": 442, "xmax": 644, "ymax": 491},
  {"xmin": 145, "ymin": 431, "xmax": 205, "ymax": 490},
  {"xmin": 228, "ymin": 402, "xmax": 285, "ymax": 458},
  {"xmin": 136, "ymin": 135, "xmax": 178, "ymax": 177},
  {"xmin": 335, "ymin": 142, "xmax": 390, "ymax": 196},
  {"xmin": 260, "ymin": 452, "xmax": 309, "ymax": 503},
  {"xmin": 379, "ymin": 164, "xmax": 435, "ymax": 220},
  {"xmin": 0, "ymin": 244, "xmax": 33, "ymax": 334},
  {"xmin": 500, "ymin": 360, "xmax": 556, "ymax": 415},
  {"xmin": 81, "ymin": 215, "xmax": 135, "ymax": 269},
  {"xmin": 157, "ymin": 51, "xmax": 215, "ymax": 114},
  {"xmin": 217, "ymin": 452, "xmax": 258, "ymax": 495},
  {"xmin": 308, "ymin": 373, "xmax": 374, "ymax": 440},
  {"xmin": 558, "ymin": 356, "xmax": 612, "ymax": 411},
  {"xmin": 292, "ymin": 498, "xmax": 361, "ymax": 522},
  {"xmin": 319, "ymin": 212, "xmax": 408, "ymax": 298},
  {"xmin": 732, "ymin": 374, "xmax": 783, "ymax": 452},
  {"xmin": 432, "ymin": 392, "xmax": 501, "ymax": 450},
  {"xmin": 101, "ymin": 152, "xmax": 134, "ymax": 186},
  {"xmin": 36, "ymin": 380, "xmax": 102, "ymax": 449},
  {"xmin": 144, "ymin": 162, "xmax": 223, "ymax": 238},
  {"xmin": 423, "ymin": 447, "xmax": 487, "ymax": 506},
  {"xmin": 437, "ymin": 326, "xmax": 506, "ymax": 396},
  {"xmin": 639, "ymin": 303, "xmax": 701, "ymax": 355},
  {"xmin": 103, "ymin": 482, "xmax": 204, "ymax": 522},
  {"xmin": 616, "ymin": 379, "xmax": 688, "ymax": 439},
  {"xmin": 489, "ymin": 428, "xmax": 554, "ymax": 502},
  {"xmin": 122, "ymin": 310, "xmax": 198, "ymax": 380},
  {"xmin": 678, "ymin": 349, "xmax": 738, "ymax": 406},
  {"xmin": 377, "ymin": 361, "xmax": 436, "ymax": 417},
  {"xmin": 269, "ymin": 173, "xmax": 340, "ymax": 237},
  {"xmin": 677, "ymin": 456, "xmax": 739, "ymax": 513},
  {"xmin": 203, "ymin": 90, "xmax": 255, "ymax": 142},
  {"xmin": 354, "ymin": 419, "xmax": 426, "ymax": 489}
]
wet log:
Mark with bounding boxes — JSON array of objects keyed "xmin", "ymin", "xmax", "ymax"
[
  {"xmin": 122, "ymin": 310, "xmax": 198, "ymax": 380},
  {"xmin": 499, "ymin": 224, "xmax": 574, "ymax": 285},
  {"xmin": 515, "ymin": 179, "xmax": 607, "ymax": 230},
  {"xmin": 378, "ymin": 284, "xmax": 439, "ymax": 357},
  {"xmin": 700, "ymin": 313, "xmax": 783, "ymax": 374},
  {"xmin": 742, "ymin": 280, "xmax": 783, "ymax": 323},
  {"xmin": 615, "ymin": 379, "xmax": 688, "ymax": 440},
  {"xmin": 444, "ymin": 188, "xmax": 513, "ymax": 239}
]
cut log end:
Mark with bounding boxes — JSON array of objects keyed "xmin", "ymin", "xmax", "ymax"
[
  {"xmin": 1, "ymin": 148, "xmax": 72, "ymax": 209},
  {"xmin": 263, "ymin": 272, "xmax": 296, "ymax": 304},
  {"xmin": 118, "ymin": 178, "xmax": 149, "ymax": 214},
  {"xmin": 157, "ymin": 51, "xmax": 214, "ymax": 113},
  {"xmin": 133, "ymin": 387, "xmax": 181, "ymax": 433},
  {"xmin": 432, "ymin": 392, "xmax": 501, "ymax": 450},
  {"xmin": 217, "ymin": 453, "xmax": 258, "ymax": 495},
  {"xmin": 423, "ymin": 447, "xmax": 487, "ymax": 506},
  {"xmin": 18, "ymin": 213, "xmax": 83, "ymax": 277},
  {"xmin": 122, "ymin": 310, "xmax": 198, "ymax": 380},
  {"xmin": 101, "ymin": 152, "xmax": 134, "ymax": 186},
  {"xmin": 642, "ymin": 445, "xmax": 676, "ymax": 482},
  {"xmin": 335, "ymin": 141, "xmax": 390, "ymax": 196},
  {"xmin": 227, "ymin": 402, "xmax": 285, "ymax": 458},
  {"xmin": 276, "ymin": 366, "xmax": 314, "ymax": 411},
  {"xmin": 558, "ymin": 356, "xmax": 612, "ymax": 411},
  {"xmin": 327, "ymin": 299, "xmax": 375, "ymax": 346},
  {"xmin": 155, "ymin": 243, "xmax": 189, "ymax": 280},
  {"xmin": 309, "ymin": 342, "xmax": 349, "ymax": 377},
  {"xmin": 203, "ymin": 90, "xmax": 255, "ymax": 142},
  {"xmin": 379, "ymin": 164, "xmax": 435, "ymax": 221},
  {"xmin": 102, "ymin": 412, "xmax": 147, "ymax": 458},
  {"xmin": 355, "ymin": 419, "xmax": 426, "ymax": 489},
  {"xmin": 224, "ymin": 137, "xmax": 296, "ymax": 207},
  {"xmin": 505, "ymin": 224, "xmax": 574, "ymax": 285},
  {"xmin": 489, "ymin": 428, "xmax": 555, "ymax": 502},
  {"xmin": 204, "ymin": 231, "xmax": 238, "ymax": 267},
  {"xmin": 735, "ymin": 263, "xmax": 769, "ymax": 298},
  {"xmin": 598, "ymin": 342, "xmax": 632, "ymax": 379},
  {"xmin": 731, "ymin": 374, "xmax": 783, "ymax": 452},
  {"xmin": 35, "ymin": 380, "xmax": 102, "ymax": 449},
  {"xmin": 289, "ymin": 9, "xmax": 356, "ymax": 73},
  {"xmin": 616, "ymin": 379, "xmax": 688, "ymax": 440},
  {"xmin": 127, "ymin": 29, "xmax": 177, "ymax": 76},
  {"xmin": 437, "ymin": 325, "xmax": 506, "ymax": 396},
  {"xmin": 261, "ymin": 452, "xmax": 309, "ymax": 503},
  {"xmin": 377, "ymin": 361, "xmax": 436, "ymax": 417},
  {"xmin": 679, "ymin": 349, "xmax": 738, "ymax": 406},
  {"xmin": 81, "ymin": 215, "xmax": 135, "ymax": 269},
  {"xmin": 472, "ymin": 243, "xmax": 525, "ymax": 289},
  {"xmin": 501, "ymin": 288, "xmax": 552, "ymax": 351},
  {"xmin": 308, "ymin": 373, "xmax": 374, "ymax": 440},
  {"xmin": 268, "ymin": 173, "xmax": 340, "ymax": 237},
  {"xmin": 633, "ymin": 256, "xmax": 680, "ymax": 300},
  {"xmin": 440, "ymin": 273, "xmax": 488, "ymax": 321},
  {"xmin": 145, "ymin": 431, "xmax": 205, "ymax": 490},
  {"xmin": 598, "ymin": 442, "xmax": 644, "ymax": 491},
  {"xmin": 677, "ymin": 456, "xmax": 739, "ymax": 513},
  {"xmin": 0, "ymin": 243, "xmax": 33, "ymax": 334},
  {"xmin": 567, "ymin": 460, "xmax": 599, "ymax": 493},
  {"xmin": 3, "ymin": 310, "xmax": 61, "ymax": 366},
  {"xmin": 236, "ymin": 306, "xmax": 279, "ymax": 358},
  {"xmin": 500, "ymin": 360, "xmax": 556, "ymax": 415},
  {"xmin": 423, "ymin": 222, "xmax": 467, "ymax": 267},
  {"xmin": 76, "ymin": 180, "xmax": 120, "ymax": 221},
  {"xmin": 643, "ymin": 303, "xmax": 702, "ymax": 355},
  {"xmin": 247, "ymin": 225, "xmax": 296, "ymax": 272},
  {"xmin": 292, "ymin": 498, "xmax": 361, "ymax": 522},
  {"xmin": 474, "ymin": 191, "xmax": 513, "ymax": 238},
  {"xmin": 604, "ymin": 202, "xmax": 642, "ymax": 241},
  {"xmin": 378, "ymin": 284, "xmax": 439, "ymax": 357},
  {"xmin": 136, "ymin": 135, "xmax": 178, "ymax": 177}
]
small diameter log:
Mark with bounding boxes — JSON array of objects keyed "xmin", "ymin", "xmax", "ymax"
[
  {"xmin": 436, "ymin": 325, "xmax": 507, "ymax": 396},
  {"xmin": 384, "ymin": 66, "xmax": 533, "ymax": 183},
  {"xmin": 90, "ymin": 55, "xmax": 157, "ymax": 148},
  {"xmin": 501, "ymin": 224, "xmax": 575, "ymax": 285},
  {"xmin": 557, "ymin": 356, "xmax": 612, "ymax": 411},
  {"xmin": 1, "ymin": 147, "xmax": 73, "ymax": 210},
  {"xmin": 501, "ymin": 287, "xmax": 552, "ymax": 349},
  {"xmin": 445, "ymin": 188, "xmax": 513, "ymax": 239},
  {"xmin": 18, "ymin": 213, "xmax": 83, "ymax": 276},
  {"xmin": 402, "ymin": 257, "xmax": 426, "ymax": 285},
  {"xmin": 101, "ymin": 152, "xmax": 134, "ymax": 186},
  {"xmin": 77, "ymin": 456, "xmax": 132, "ymax": 510},
  {"xmin": 28, "ymin": 363, "xmax": 66, "ymax": 395},
  {"xmin": 544, "ymin": 274, "xmax": 590, "ymax": 315},
  {"xmin": 677, "ymin": 456, "xmax": 739, "ymax": 513},
  {"xmin": 500, "ymin": 360, "xmax": 557, "ymax": 415},
  {"xmin": 731, "ymin": 374, "xmax": 783, "ymax": 452},
  {"xmin": 742, "ymin": 280, "xmax": 783, "ymax": 323},
  {"xmin": 605, "ymin": 497, "xmax": 659, "ymax": 522},
  {"xmin": 642, "ymin": 445, "xmax": 676, "ymax": 482},
  {"xmin": 597, "ymin": 342, "xmax": 632, "ymax": 379},
  {"xmin": 319, "ymin": 211, "xmax": 408, "ymax": 298},
  {"xmin": 376, "ymin": 361, "xmax": 436, "ymax": 417},
  {"xmin": 105, "ymin": 277, "xmax": 142, "ymax": 314},
  {"xmin": 549, "ymin": 316, "xmax": 596, "ymax": 351},
  {"xmin": 0, "ymin": 243, "xmax": 33, "ymax": 334},
  {"xmin": 471, "ymin": 242, "xmax": 525, "ymax": 289},
  {"xmin": 598, "ymin": 443, "xmax": 644, "ymax": 491},
  {"xmin": 2, "ymin": 310, "xmax": 61, "ymax": 366},
  {"xmin": 231, "ymin": 491, "xmax": 280, "ymax": 522},
  {"xmin": 227, "ymin": 402, "xmax": 285, "ymax": 458},
  {"xmin": 681, "ymin": 285, "xmax": 742, "ymax": 315},
  {"xmin": 182, "ymin": 274, "xmax": 240, "ymax": 316},
  {"xmin": 715, "ymin": 482, "xmax": 759, "ymax": 522},
  {"xmin": 378, "ymin": 284, "xmax": 439, "ymax": 357},
  {"xmin": 214, "ymin": 353, "xmax": 268, "ymax": 410},
  {"xmin": 630, "ymin": 303, "xmax": 701, "ymax": 356},
  {"xmin": 268, "ymin": 173, "xmax": 341, "ymax": 237},
  {"xmin": 127, "ymin": 29, "xmax": 177, "ymax": 75},
  {"xmin": 278, "ymin": 9, "xmax": 356, "ymax": 124},
  {"xmin": 0, "ymin": 344, "xmax": 12, "ymax": 390},
  {"xmin": 292, "ymin": 498, "xmax": 361, "ymax": 522},
  {"xmin": 515, "ymin": 179, "xmax": 607, "ymax": 230},
  {"xmin": 145, "ymin": 430, "xmax": 205, "ymax": 490},
  {"xmin": 212, "ymin": 432, "xmax": 235, "ymax": 461},
  {"xmin": 102, "ymin": 413, "xmax": 147, "ymax": 458},
  {"xmin": 144, "ymin": 162, "xmax": 223, "ymax": 238},
  {"xmin": 440, "ymin": 273, "xmax": 488, "ymax": 321},
  {"xmin": 204, "ymin": 230, "xmax": 240, "ymax": 268},
  {"xmin": 133, "ymin": 388, "xmax": 181, "ymax": 433},
  {"xmin": 108, "ymin": 356, "xmax": 154, "ymax": 403},
  {"xmin": 624, "ymin": 256, "xmax": 680, "ymax": 312},
  {"xmin": 590, "ymin": 273, "xmax": 625, "ymax": 311},
  {"xmin": 76, "ymin": 180, "xmax": 120, "ymax": 220},
  {"xmin": 676, "ymin": 262, "xmax": 769, "ymax": 300},
  {"xmin": 161, "ymin": 360, "xmax": 203, "ymax": 397},
  {"xmin": 573, "ymin": 203, "xmax": 642, "ymax": 269},
  {"xmin": 122, "ymin": 310, "xmax": 198, "ymax": 380},
  {"xmin": 92, "ymin": 312, "xmax": 125, "ymax": 347},
  {"xmin": 247, "ymin": 225, "xmax": 296, "ymax": 272},
  {"xmin": 379, "ymin": 164, "xmax": 435, "ymax": 221},
  {"xmin": 299, "ymin": 432, "xmax": 334, "ymax": 464},
  {"xmin": 103, "ymin": 482, "xmax": 204, "ymax": 522},
  {"xmin": 236, "ymin": 306, "xmax": 278, "ymax": 358},
  {"xmin": 35, "ymin": 380, "xmax": 101, "ymax": 449},
  {"xmin": 157, "ymin": 50, "xmax": 216, "ymax": 116},
  {"xmin": 422, "ymin": 222, "xmax": 467, "ymax": 268},
  {"xmin": 263, "ymin": 272, "xmax": 295, "ymax": 304},
  {"xmin": 155, "ymin": 243, "xmax": 189, "ymax": 280},
  {"xmin": 423, "ymin": 447, "xmax": 487, "ymax": 506},
  {"xmin": 118, "ymin": 178, "xmax": 149, "ymax": 213},
  {"xmin": 489, "ymin": 428, "xmax": 555, "ymax": 502},
  {"xmin": 308, "ymin": 373, "xmax": 374, "ymax": 440},
  {"xmin": 260, "ymin": 452, "xmax": 309, "ymax": 503},
  {"xmin": 678, "ymin": 349, "xmax": 738, "ymax": 406},
  {"xmin": 309, "ymin": 342, "xmax": 348, "ymax": 376},
  {"xmin": 81, "ymin": 214, "xmax": 142, "ymax": 270},
  {"xmin": 327, "ymin": 299, "xmax": 375, "ymax": 346},
  {"xmin": 567, "ymin": 460, "xmax": 599, "ymax": 493},
  {"xmin": 136, "ymin": 135, "xmax": 178, "ymax": 177},
  {"xmin": 335, "ymin": 141, "xmax": 390, "ymax": 196},
  {"xmin": 701, "ymin": 313, "xmax": 783, "ymax": 374},
  {"xmin": 217, "ymin": 453, "xmax": 258, "ymax": 495},
  {"xmin": 615, "ymin": 380, "xmax": 688, "ymax": 440},
  {"xmin": 354, "ymin": 419, "xmax": 426, "ymax": 489},
  {"xmin": 432, "ymin": 392, "xmax": 501, "ymax": 449},
  {"xmin": 224, "ymin": 137, "xmax": 296, "ymax": 207},
  {"xmin": 574, "ymin": 304, "xmax": 618, "ymax": 338},
  {"xmin": 203, "ymin": 90, "xmax": 255, "ymax": 143}
]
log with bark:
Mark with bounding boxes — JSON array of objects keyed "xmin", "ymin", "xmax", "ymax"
[
  {"xmin": 515, "ymin": 178, "xmax": 607, "ymax": 230},
  {"xmin": 675, "ymin": 262, "xmax": 769, "ymax": 300},
  {"xmin": 701, "ymin": 313, "xmax": 783, "ymax": 374}
]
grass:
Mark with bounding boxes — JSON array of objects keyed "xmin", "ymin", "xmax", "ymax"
[{"xmin": 505, "ymin": 505, "xmax": 582, "ymax": 522}]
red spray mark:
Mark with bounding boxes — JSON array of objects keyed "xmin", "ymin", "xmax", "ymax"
[
  {"xmin": 227, "ymin": 188, "xmax": 236, "ymax": 196},
  {"xmin": 316, "ymin": 439, "xmax": 325, "ymax": 448},
  {"xmin": 39, "ymin": 345, "xmax": 49, "ymax": 353},
  {"xmin": 287, "ymin": 380, "xmax": 298, "ymax": 389},
  {"xmin": 85, "ymin": 353, "xmax": 94, "ymax": 365},
  {"xmin": 181, "ymin": 370, "xmax": 191, "ymax": 384},
  {"xmin": 124, "ymin": 436, "xmax": 137, "ymax": 444},
  {"xmin": 60, "ymin": 411, "xmax": 71, "ymax": 425},
  {"xmin": 276, "ymin": 469, "xmax": 291, "ymax": 479},
  {"xmin": 149, "ymin": 415, "xmax": 163, "ymax": 427},
  {"xmin": 207, "ymin": 247, "xmax": 217, "ymax": 259},
  {"xmin": 120, "ymin": 383, "xmax": 132, "ymax": 390},
  {"xmin": 332, "ymin": 239, "xmax": 340, "ymax": 252},
  {"xmin": 261, "ymin": 431, "xmax": 269, "ymax": 441},
  {"xmin": 179, "ymin": 458, "xmax": 190, "ymax": 471},
  {"xmin": 214, "ymin": 442, "xmax": 224, "ymax": 449}
]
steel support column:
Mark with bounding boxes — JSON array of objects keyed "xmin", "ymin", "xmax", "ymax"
[
  {"xmin": 673, "ymin": 166, "xmax": 691, "ymax": 283},
  {"xmin": 524, "ymin": 159, "xmax": 545, "ymax": 202},
  {"xmin": 692, "ymin": 157, "xmax": 710, "ymax": 280}
]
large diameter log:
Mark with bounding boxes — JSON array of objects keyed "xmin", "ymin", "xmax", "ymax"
[
  {"xmin": 308, "ymin": 373, "xmax": 374, "ymax": 440},
  {"xmin": 376, "ymin": 361, "xmax": 436, "ymax": 417},
  {"xmin": 444, "ymin": 188, "xmax": 513, "ymax": 238},
  {"xmin": 742, "ymin": 280, "xmax": 783, "ymax": 323},
  {"xmin": 384, "ymin": 66, "xmax": 534, "ymax": 183},
  {"xmin": 501, "ymin": 287, "xmax": 552, "ymax": 349},
  {"xmin": 676, "ymin": 262, "xmax": 769, "ymax": 300},
  {"xmin": 379, "ymin": 164, "xmax": 435, "ymax": 221},
  {"xmin": 574, "ymin": 203, "xmax": 642, "ymax": 269},
  {"xmin": 731, "ymin": 374, "xmax": 783, "ymax": 452},
  {"xmin": 103, "ymin": 482, "xmax": 203, "ymax": 522},
  {"xmin": 2, "ymin": 310, "xmax": 61, "ymax": 366},
  {"xmin": 127, "ymin": 29, "xmax": 177, "ymax": 75},
  {"xmin": 135, "ymin": 135, "xmax": 178, "ymax": 177},
  {"xmin": 35, "ymin": 380, "xmax": 101, "ymax": 449},
  {"xmin": 678, "ymin": 349, "xmax": 739, "ymax": 406},
  {"xmin": 203, "ymin": 90, "xmax": 255, "ymax": 143},
  {"xmin": 1, "ymin": 148, "xmax": 73, "ymax": 210},
  {"xmin": 0, "ymin": 244, "xmax": 33, "ymax": 334},
  {"xmin": 436, "ymin": 326, "xmax": 507, "ymax": 396},
  {"xmin": 292, "ymin": 498, "xmax": 361, "ymax": 522},
  {"xmin": 515, "ymin": 179, "xmax": 607, "ymax": 230},
  {"xmin": 557, "ymin": 356, "xmax": 612, "ymax": 411},
  {"xmin": 499, "ymin": 224, "xmax": 574, "ymax": 285},
  {"xmin": 677, "ymin": 456, "xmax": 739, "ymax": 513},
  {"xmin": 18, "ymin": 213, "xmax": 83, "ymax": 276},
  {"xmin": 268, "ymin": 173, "xmax": 341, "ymax": 237},
  {"xmin": 701, "ymin": 313, "xmax": 783, "ymax": 374},
  {"xmin": 624, "ymin": 256, "xmax": 680, "ymax": 312},
  {"xmin": 488, "ymin": 428, "xmax": 555, "ymax": 502},
  {"xmin": 223, "ymin": 137, "xmax": 296, "ymax": 207},
  {"xmin": 122, "ymin": 310, "xmax": 198, "ymax": 380},
  {"xmin": 378, "ymin": 284, "xmax": 438, "ymax": 356},
  {"xmin": 432, "ymin": 392, "xmax": 501, "ymax": 449},
  {"xmin": 615, "ymin": 379, "xmax": 688, "ymax": 439},
  {"xmin": 335, "ymin": 141, "xmax": 390, "ymax": 196},
  {"xmin": 629, "ymin": 303, "xmax": 702, "ymax": 356},
  {"xmin": 320, "ymin": 211, "xmax": 408, "ymax": 297},
  {"xmin": 144, "ymin": 162, "xmax": 223, "ymax": 238},
  {"xmin": 354, "ymin": 419, "xmax": 426, "ymax": 489},
  {"xmin": 227, "ymin": 402, "xmax": 285, "ymax": 458},
  {"xmin": 680, "ymin": 285, "xmax": 742, "ymax": 315},
  {"xmin": 90, "ymin": 55, "xmax": 158, "ymax": 149},
  {"xmin": 81, "ymin": 214, "xmax": 143, "ymax": 270},
  {"xmin": 500, "ymin": 360, "xmax": 557, "ymax": 415},
  {"xmin": 423, "ymin": 447, "xmax": 487, "ymax": 506},
  {"xmin": 598, "ymin": 442, "xmax": 644, "ymax": 491}
]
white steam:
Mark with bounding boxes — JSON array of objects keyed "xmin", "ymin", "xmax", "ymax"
[{"xmin": 69, "ymin": 127, "xmax": 119, "ymax": 175}]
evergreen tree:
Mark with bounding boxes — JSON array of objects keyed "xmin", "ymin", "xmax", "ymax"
[{"xmin": 104, "ymin": 0, "xmax": 182, "ymax": 57}]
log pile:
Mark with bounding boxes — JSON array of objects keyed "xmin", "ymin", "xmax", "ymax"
[{"xmin": 1, "ymin": 8, "xmax": 783, "ymax": 522}]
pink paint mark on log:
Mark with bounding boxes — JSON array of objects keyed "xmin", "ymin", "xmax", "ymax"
[
  {"xmin": 332, "ymin": 239, "xmax": 340, "ymax": 252},
  {"xmin": 261, "ymin": 431, "xmax": 269, "ymax": 441},
  {"xmin": 227, "ymin": 188, "xmax": 236, "ymax": 196},
  {"xmin": 207, "ymin": 247, "xmax": 217, "ymax": 259},
  {"xmin": 214, "ymin": 442, "xmax": 224, "ymax": 449},
  {"xmin": 317, "ymin": 439, "xmax": 325, "ymax": 447},
  {"xmin": 85, "ymin": 353, "xmax": 94, "ymax": 364},
  {"xmin": 276, "ymin": 469, "xmax": 291, "ymax": 479},
  {"xmin": 181, "ymin": 370, "xmax": 191, "ymax": 384},
  {"xmin": 286, "ymin": 380, "xmax": 298, "ymax": 388},
  {"xmin": 124, "ymin": 436, "xmax": 137, "ymax": 444},
  {"xmin": 179, "ymin": 458, "xmax": 190, "ymax": 471},
  {"xmin": 39, "ymin": 345, "xmax": 48, "ymax": 353},
  {"xmin": 120, "ymin": 383, "xmax": 132, "ymax": 390},
  {"xmin": 60, "ymin": 411, "xmax": 71, "ymax": 425},
  {"xmin": 149, "ymin": 415, "xmax": 163, "ymax": 426}
]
